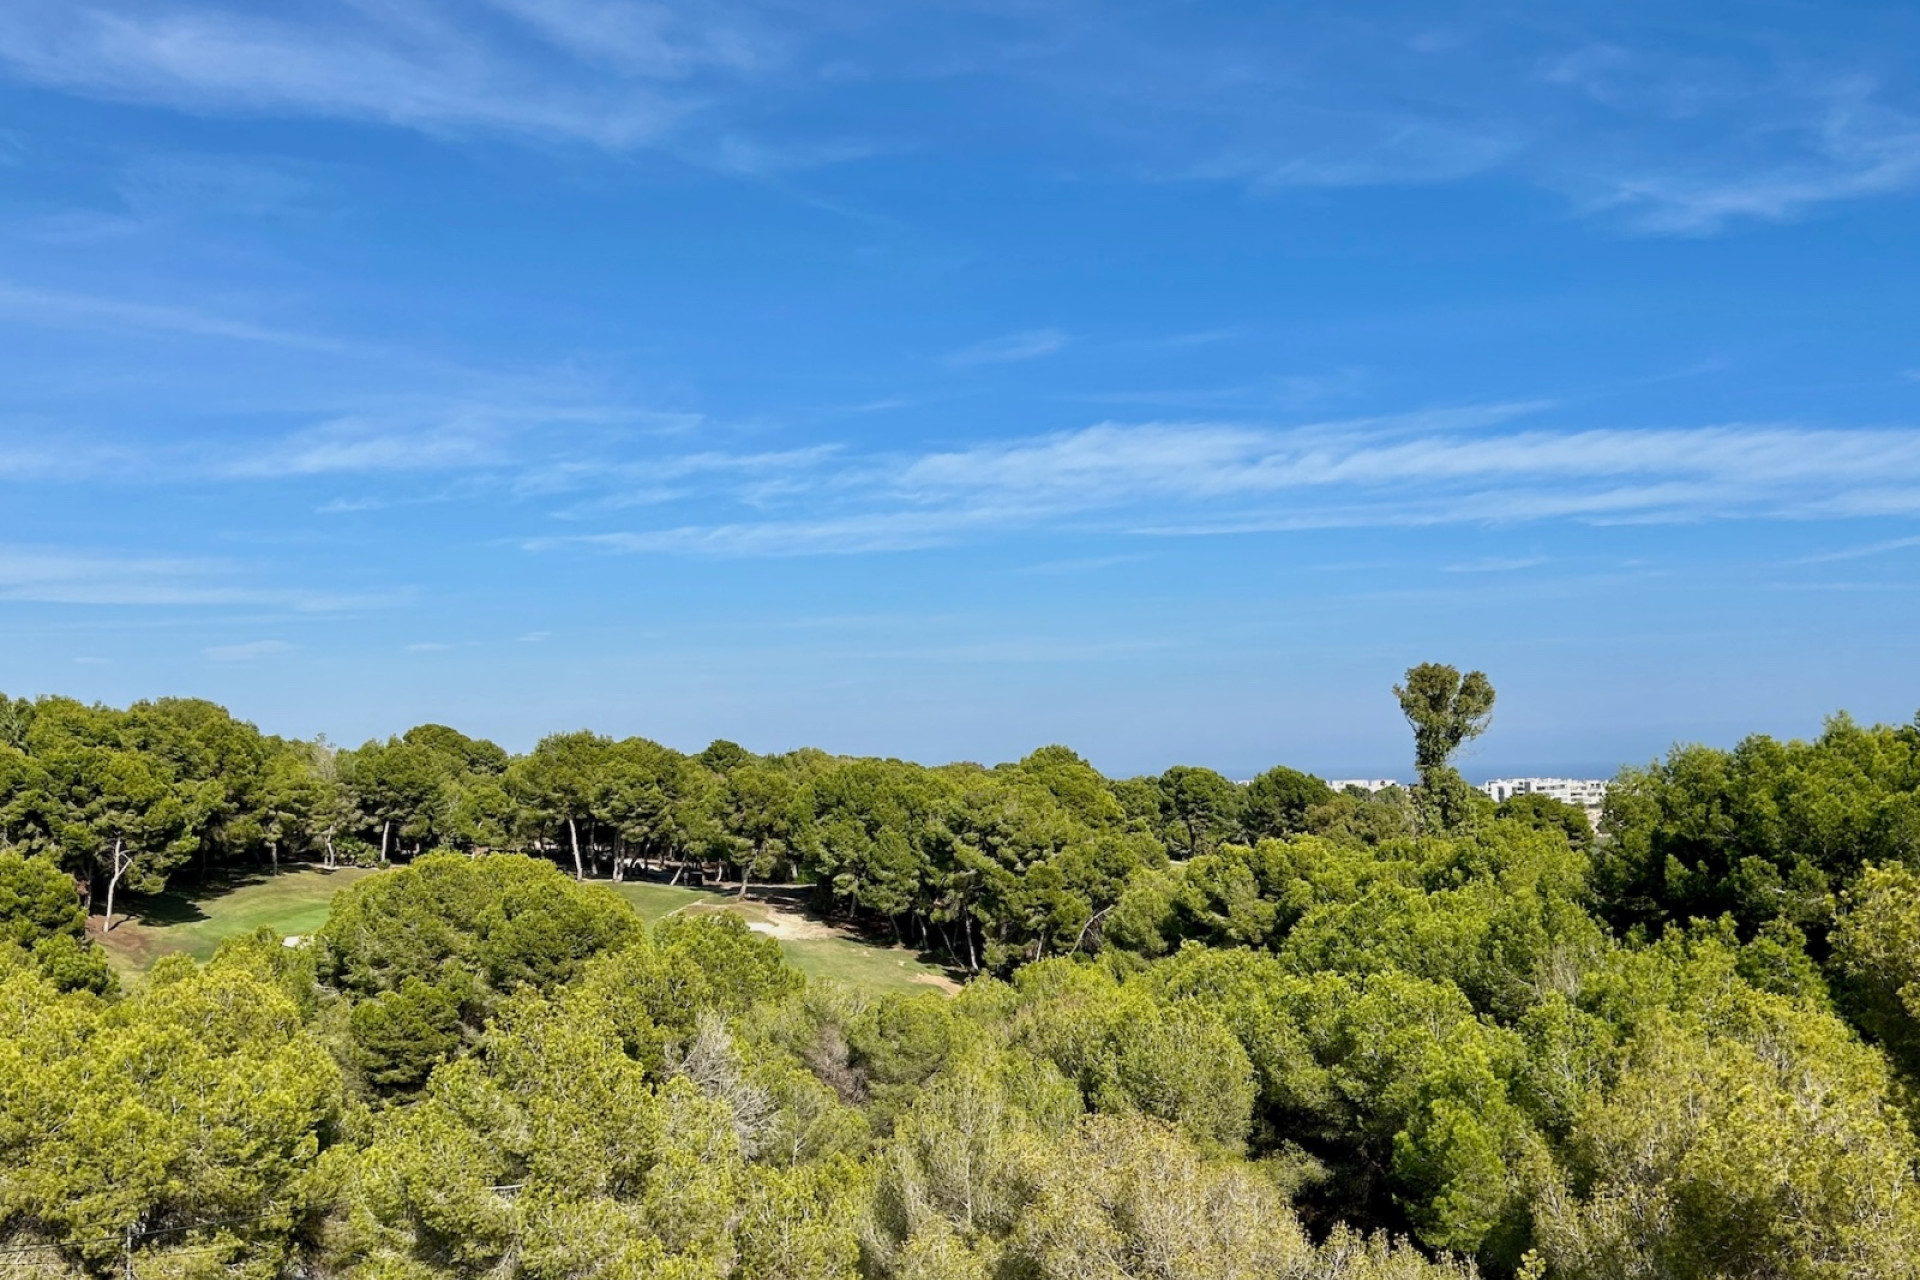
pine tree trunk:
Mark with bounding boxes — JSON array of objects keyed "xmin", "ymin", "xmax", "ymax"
[
  {"xmin": 380, "ymin": 819, "xmax": 392, "ymax": 864},
  {"xmin": 567, "ymin": 817, "xmax": 584, "ymax": 880}
]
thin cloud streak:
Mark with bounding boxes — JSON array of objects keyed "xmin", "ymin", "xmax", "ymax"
[
  {"xmin": 1, "ymin": 3, "xmax": 1917, "ymax": 234},
  {"xmin": 1788, "ymin": 535, "xmax": 1920, "ymax": 565},
  {"xmin": 204, "ymin": 639, "xmax": 294, "ymax": 661},
  {"xmin": 0, "ymin": 0, "xmax": 754, "ymax": 147},
  {"xmin": 531, "ymin": 417, "xmax": 1920, "ymax": 558},
  {"xmin": 0, "ymin": 281, "xmax": 351, "ymax": 351},
  {"xmin": 0, "ymin": 545, "xmax": 396, "ymax": 611},
  {"xmin": 946, "ymin": 329, "xmax": 1071, "ymax": 367}
]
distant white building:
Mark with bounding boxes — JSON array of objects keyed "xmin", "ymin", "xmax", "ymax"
[
  {"xmin": 1480, "ymin": 777, "xmax": 1609, "ymax": 822},
  {"xmin": 1325, "ymin": 778, "xmax": 1402, "ymax": 794}
]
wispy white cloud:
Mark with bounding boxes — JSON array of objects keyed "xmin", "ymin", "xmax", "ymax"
[
  {"xmin": 1015, "ymin": 554, "xmax": 1147, "ymax": 575},
  {"xmin": 705, "ymin": 133, "xmax": 881, "ymax": 177},
  {"xmin": 539, "ymin": 445, "xmax": 843, "ymax": 515},
  {"xmin": 3, "ymin": 3, "xmax": 1913, "ymax": 236},
  {"xmin": 946, "ymin": 329, "xmax": 1070, "ymax": 367},
  {"xmin": 1588, "ymin": 94, "xmax": 1920, "ymax": 234},
  {"xmin": 1445, "ymin": 555, "xmax": 1549, "ymax": 573},
  {"xmin": 478, "ymin": 0, "xmax": 771, "ymax": 77},
  {"xmin": 1787, "ymin": 535, "xmax": 1920, "ymax": 565},
  {"xmin": 528, "ymin": 506, "xmax": 1026, "ymax": 556},
  {"xmin": 227, "ymin": 398, "xmax": 647, "ymax": 479},
  {"xmin": 0, "ymin": 545, "xmax": 392, "ymax": 610},
  {"xmin": 528, "ymin": 414, "xmax": 1920, "ymax": 557},
  {"xmin": 0, "ymin": 0, "xmax": 766, "ymax": 147},
  {"xmin": 1185, "ymin": 122, "xmax": 1516, "ymax": 189},
  {"xmin": 0, "ymin": 280, "xmax": 348, "ymax": 351},
  {"xmin": 1106, "ymin": 15, "xmax": 1920, "ymax": 233},
  {"xmin": 204, "ymin": 639, "xmax": 294, "ymax": 661},
  {"xmin": 1521, "ymin": 43, "xmax": 1920, "ymax": 233}
]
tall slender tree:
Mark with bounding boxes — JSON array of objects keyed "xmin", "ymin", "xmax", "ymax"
[{"xmin": 1394, "ymin": 663, "xmax": 1496, "ymax": 833}]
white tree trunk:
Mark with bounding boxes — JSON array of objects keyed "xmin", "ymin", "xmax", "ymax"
[
  {"xmin": 380, "ymin": 819, "xmax": 392, "ymax": 865},
  {"xmin": 567, "ymin": 817, "xmax": 584, "ymax": 881},
  {"xmin": 103, "ymin": 838, "xmax": 130, "ymax": 933}
]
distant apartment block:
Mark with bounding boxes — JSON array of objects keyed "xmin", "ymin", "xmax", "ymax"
[
  {"xmin": 1324, "ymin": 778, "xmax": 1403, "ymax": 794},
  {"xmin": 1480, "ymin": 777, "xmax": 1610, "ymax": 819}
]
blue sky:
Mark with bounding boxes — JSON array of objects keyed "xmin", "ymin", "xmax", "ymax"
[{"xmin": 2, "ymin": 0, "xmax": 1919, "ymax": 779}]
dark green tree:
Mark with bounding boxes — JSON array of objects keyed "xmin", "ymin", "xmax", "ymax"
[
  {"xmin": 1240, "ymin": 765, "xmax": 1334, "ymax": 842},
  {"xmin": 348, "ymin": 976, "xmax": 463, "ymax": 1091},
  {"xmin": 1157, "ymin": 765, "xmax": 1243, "ymax": 858}
]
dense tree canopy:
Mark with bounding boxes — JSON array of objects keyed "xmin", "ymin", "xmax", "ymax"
[{"xmin": 8, "ymin": 678, "xmax": 1920, "ymax": 1278}]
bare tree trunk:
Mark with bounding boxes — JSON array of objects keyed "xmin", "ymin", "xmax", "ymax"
[
  {"xmin": 1072, "ymin": 905, "xmax": 1114, "ymax": 956},
  {"xmin": 323, "ymin": 832, "xmax": 336, "ymax": 869},
  {"xmin": 668, "ymin": 857, "xmax": 686, "ymax": 886},
  {"xmin": 380, "ymin": 819, "xmax": 392, "ymax": 865},
  {"xmin": 567, "ymin": 817, "xmax": 584, "ymax": 881},
  {"xmin": 103, "ymin": 838, "xmax": 129, "ymax": 934},
  {"xmin": 269, "ymin": 839, "xmax": 279, "ymax": 872}
]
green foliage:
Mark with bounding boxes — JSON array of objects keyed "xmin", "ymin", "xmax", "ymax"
[
  {"xmin": 1497, "ymin": 792, "xmax": 1594, "ymax": 854},
  {"xmin": 1156, "ymin": 764, "xmax": 1244, "ymax": 858},
  {"xmin": 317, "ymin": 852, "xmax": 638, "ymax": 1014},
  {"xmin": 0, "ymin": 849, "xmax": 85, "ymax": 946},
  {"xmin": 1536, "ymin": 1008, "xmax": 1920, "ymax": 1278},
  {"xmin": 0, "ymin": 948, "xmax": 340, "ymax": 1269},
  {"xmin": 848, "ymin": 992, "xmax": 966, "ymax": 1121},
  {"xmin": 12, "ymin": 686, "xmax": 1920, "ymax": 1279},
  {"xmin": 1240, "ymin": 764, "xmax": 1335, "ymax": 842},
  {"xmin": 1396, "ymin": 663, "xmax": 1497, "ymax": 778},
  {"xmin": 1596, "ymin": 714, "xmax": 1920, "ymax": 943},
  {"xmin": 1008, "ymin": 1112, "xmax": 1310, "ymax": 1279},
  {"xmin": 656, "ymin": 911, "xmax": 806, "ymax": 1015},
  {"xmin": 0, "ymin": 849, "xmax": 111, "ymax": 992},
  {"xmin": 1833, "ymin": 862, "xmax": 1920, "ymax": 1085},
  {"xmin": 348, "ymin": 977, "xmax": 462, "ymax": 1091},
  {"xmin": 1088, "ymin": 1002, "xmax": 1255, "ymax": 1153}
]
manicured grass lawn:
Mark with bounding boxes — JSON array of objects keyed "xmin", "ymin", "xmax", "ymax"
[
  {"xmin": 610, "ymin": 878, "xmax": 718, "ymax": 924},
  {"xmin": 95, "ymin": 864, "xmax": 956, "ymax": 996},
  {"xmin": 97, "ymin": 865, "xmax": 375, "ymax": 974},
  {"xmin": 777, "ymin": 936, "xmax": 956, "ymax": 993}
]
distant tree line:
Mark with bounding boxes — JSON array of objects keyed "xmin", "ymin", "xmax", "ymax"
[{"xmin": 0, "ymin": 678, "xmax": 1494, "ymax": 972}]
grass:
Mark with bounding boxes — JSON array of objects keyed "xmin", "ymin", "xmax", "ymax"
[
  {"xmin": 96, "ymin": 864, "xmax": 957, "ymax": 996},
  {"xmin": 609, "ymin": 880, "xmax": 957, "ymax": 995},
  {"xmin": 96, "ymin": 866, "xmax": 375, "ymax": 974}
]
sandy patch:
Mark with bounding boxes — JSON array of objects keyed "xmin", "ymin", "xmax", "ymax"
[
  {"xmin": 743, "ymin": 904, "xmax": 844, "ymax": 941},
  {"xmin": 910, "ymin": 971, "xmax": 963, "ymax": 994}
]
